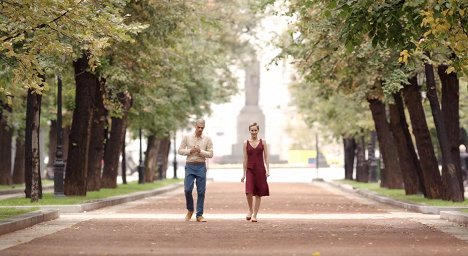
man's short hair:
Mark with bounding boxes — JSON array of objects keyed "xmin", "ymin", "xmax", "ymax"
[{"xmin": 195, "ymin": 118, "xmax": 205, "ymax": 126}]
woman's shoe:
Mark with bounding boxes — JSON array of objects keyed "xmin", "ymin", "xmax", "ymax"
[
  {"xmin": 251, "ymin": 218, "xmax": 258, "ymax": 222},
  {"xmin": 246, "ymin": 216, "xmax": 251, "ymax": 221}
]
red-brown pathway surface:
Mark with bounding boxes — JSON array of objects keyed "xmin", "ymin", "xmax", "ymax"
[{"xmin": 0, "ymin": 181, "xmax": 467, "ymax": 255}]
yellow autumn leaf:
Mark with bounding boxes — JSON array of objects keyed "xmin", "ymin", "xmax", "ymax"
[
  {"xmin": 398, "ymin": 50, "xmax": 410, "ymax": 64},
  {"xmin": 460, "ymin": 8, "xmax": 465, "ymax": 16},
  {"xmin": 446, "ymin": 66, "xmax": 455, "ymax": 74},
  {"xmin": 424, "ymin": 30, "xmax": 432, "ymax": 37},
  {"xmin": 6, "ymin": 95, "xmax": 13, "ymax": 106},
  {"xmin": 312, "ymin": 252, "xmax": 321, "ymax": 256}
]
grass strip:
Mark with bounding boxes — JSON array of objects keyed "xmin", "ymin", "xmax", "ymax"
[
  {"xmin": 338, "ymin": 179, "xmax": 468, "ymax": 207},
  {"xmin": 0, "ymin": 208, "xmax": 39, "ymax": 221},
  {"xmin": 0, "ymin": 180, "xmax": 53, "ymax": 191},
  {"xmin": 0, "ymin": 179, "xmax": 181, "ymax": 206}
]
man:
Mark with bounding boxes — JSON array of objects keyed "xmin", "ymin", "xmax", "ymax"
[{"xmin": 178, "ymin": 118, "xmax": 213, "ymax": 222}]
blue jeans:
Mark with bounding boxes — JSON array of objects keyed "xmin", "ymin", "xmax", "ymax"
[{"xmin": 184, "ymin": 163, "xmax": 207, "ymax": 217}]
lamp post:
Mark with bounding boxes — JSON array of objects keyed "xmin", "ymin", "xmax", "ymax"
[
  {"xmin": 173, "ymin": 131, "xmax": 178, "ymax": 179},
  {"xmin": 53, "ymin": 75, "xmax": 65, "ymax": 196},
  {"xmin": 137, "ymin": 128, "xmax": 145, "ymax": 184}
]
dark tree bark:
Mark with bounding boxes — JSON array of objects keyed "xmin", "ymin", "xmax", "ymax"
[
  {"xmin": 0, "ymin": 101, "xmax": 13, "ymax": 185},
  {"xmin": 157, "ymin": 137, "xmax": 171, "ymax": 180},
  {"xmin": 86, "ymin": 81, "xmax": 108, "ymax": 191},
  {"xmin": 65, "ymin": 53, "xmax": 98, "ymax": 196},
  {"xmin": 367, "ymin": 131, "xmax": 379, "ymax": 182},
  {"xmin": 343, "ymin": 137, "xmax": 356, "ymax": 180},
  {"xmin": 25, "ymin": 88, "xmax": 43, "ymax": 201},
  {"xmin": 355, "ymin": 136, "xmax": 369, "ymax": 182},
  {"xmin": 12, "ymin": 136, "xmax": 25, "ymax": 184},
  {"xmin": 62, "ymin": 125, "xmax": 70, "ymax": 164},
  {"xmin": 368, "ymin": 99, "xmax": 403, "ymax": 189},
  {"xmin": 389, "ymin": 93, "xmax": 421, "ymax": 194},
  {"xmin": 46, "ymin": 120, "xmax": 57, "ymax": 179},
  {"xmin": 438, "ymin": 64, "xmax": 464, "ymax": 198},
  {"xmin": 424, "ymin": 60, "xmax": 463, "ymax": 201},
  {"xmin": 402, "ymin": 76, "xmax": 443, "ymax": 199},
  {"xmin": 121, "ymin": 129, "xmax": 127, "ymax": 184},
  {"xmin": 144, "ymin": 134, "xmax": 160, "ymax": 182},
  {"xmin": 101, "ymin": 92, "xmax": 132, "ymax": 188}
]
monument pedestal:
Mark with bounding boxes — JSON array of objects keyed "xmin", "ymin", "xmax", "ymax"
[
  {"xmin": 223, "ymin": 105, "xmax": 265, "ymax": 164},
  {"xmin": 218, "ymin": 59, "xmax": 282, "ymax": 164}
]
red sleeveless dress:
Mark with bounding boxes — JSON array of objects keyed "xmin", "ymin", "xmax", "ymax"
[{"xmin": 245, "ymin": 139, "xmax": 270, "ymax": 197}]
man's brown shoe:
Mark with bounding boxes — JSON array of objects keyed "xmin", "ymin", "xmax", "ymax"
[
  {"xmin": 185, "ymin": 211, "xmax": 194, "ymax": 221},
  {"xmin": 196, "ymin": 216, "xmax": 207, "ymax": 222}
]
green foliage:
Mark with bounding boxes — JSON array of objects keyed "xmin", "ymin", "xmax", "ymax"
[
  {"xmin": 0, "ymin": 0, "xmax": 141, "ymax": 94},
  {"xmin": 107, "ymin": 0, "xmax": 262, "ymax": 136}
]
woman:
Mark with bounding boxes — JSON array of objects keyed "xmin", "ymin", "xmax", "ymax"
[{"xmin": 241, "ymin": 122, "xmax": 270, "ymax": 222}]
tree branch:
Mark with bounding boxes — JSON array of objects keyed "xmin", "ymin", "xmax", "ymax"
[{"xmin": 1, "ymin": 0, "xmax": 84, "ymax": 43}]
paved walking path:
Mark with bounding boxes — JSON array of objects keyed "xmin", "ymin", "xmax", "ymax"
[{"xmin": 0, "ymin": 181, "xmax": 467, "ymax": 255}]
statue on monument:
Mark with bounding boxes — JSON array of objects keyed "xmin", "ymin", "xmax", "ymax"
[
  {"xmin": 220, "ymin": 58, "xmax": 281, "ymax": 164},
  {"xmin": 245, "ymin": 60, "xmax": 260, "ymax": 106}
]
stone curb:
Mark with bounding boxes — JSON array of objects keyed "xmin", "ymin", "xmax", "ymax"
[
  {"xmin": 326, "ymin": 180, "xmax": 468, "ymax": 222},
  {"xmin": 0, "ymin": 209, "xmax": 59, "ymax": 236},
  {"xmin": 0, "ymin": 182, "xmax": 183, "ymax": 235},
  {"xmin": 440, "ymin": 211, "xmax": 468, "ymax": 225}
]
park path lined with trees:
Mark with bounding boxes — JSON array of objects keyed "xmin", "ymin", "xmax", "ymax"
[
  {"xmin": 0, "ymin": 181, "xmax": 467, "ymax": 255},
  {"xmin": 0, "ymin": 0, "xmax": 468, "ymax": 226}
]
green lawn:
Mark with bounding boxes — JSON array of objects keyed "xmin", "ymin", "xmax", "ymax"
[
  {"xmin": 0, "ymin": 208, "xmax": 39, "ymax": 221},
  {"xmin": 0, "ymin": 179, "xmax": 54, "ymax": 191},
  {"xmin": 338, "ymin": 179, "xmax": 468, "ymax": 207},
  {"xmin": 0, "ymin": 179, "xmax": 182, "ymax": 206}
]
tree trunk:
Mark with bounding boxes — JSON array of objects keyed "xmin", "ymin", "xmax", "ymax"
[
  {"xmin": 343, "ymin": 137, "xmax": 356, "ymax": 180},
  {"xmin": 368, "ymin": 99, "xmax": 403, "ymax": 189},
  {"xmin": 389, "ymin": 93, "xmax": 420, "ymax": 194},
  {"xmin": 438, "ymin": 64, "xmax": 464, "ymax": 198},
  {"xmin": 86, "ymin": 81, "xmax": 108, "ymax": 191},
  {"xmin": 121, "ymin": 129, "xmax": 127, "ymax": 184},
  {"xmin": 101, "ymin": 92, "xmax": 132, "ymax": 188},
  {"xmin": 425, "ymin": 60, "xmax": 463, "ymax": 201},
  {"xmin": 355, "ymin": 136, "xmax": 369, "ymax": 182},
  {"xmin": 46, "ymin": 120, "xmax": 57, "ymax": 179},
  {"xmin": 65, "ymin": 53, "xmax": 97, "ymax": 196},
  {"xmin": 144, "ymin": 134, "xmax": 160, "ymax": 182},
  {"xmin": 63, "ymin": 125, "xmax": 70, "ymax": 164},
  {"xmin": 402, "ymin": 76, "xmax": 443, "ymax": 199},
  {"xmin": 0, "ymin": 101, "xmax": 13, "ymax": 185},
  {"xmin": 25, "ymin": 88, "xmax": 43, "ymax": 201},
  {"xmin": 367, "ymin": 131, "xmax": 379, "ymax": 182},
  {"xmin": 12, "ymin": 136, "xmax": 25, "ymax": 184},
  {"xmin": 162, "ymin": 137, "xmax": 171, "ymax": 179},
  {"xmin": 157, "ymin": 137, "xmax": 171, "ymax": 180}
]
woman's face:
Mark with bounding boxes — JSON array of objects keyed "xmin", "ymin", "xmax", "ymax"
[{"xmin": 249, "ymin": 126, "xmax": 259, "ymax": 138}]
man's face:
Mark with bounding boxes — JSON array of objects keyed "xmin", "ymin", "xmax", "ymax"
[{"xmin": 195, "ymin": 123, "xmax": 205, "ymax": 137}]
